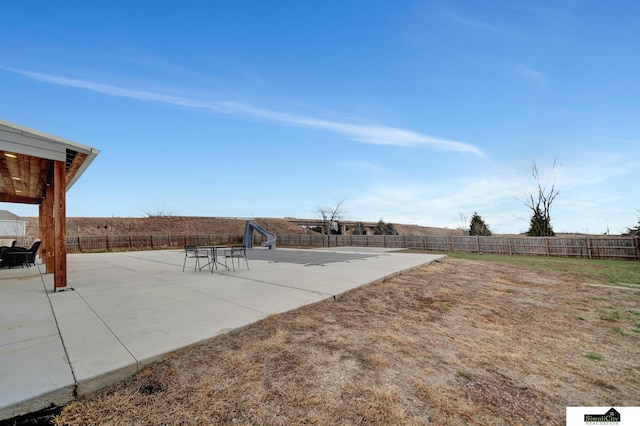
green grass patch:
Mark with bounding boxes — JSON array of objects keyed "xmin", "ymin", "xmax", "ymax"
[
  {"xmin": 585, "ymin": 352, "xmax": 604, "ymax": 361},
  {"xmin": 457, "ymin": 370, "xmax": 473, "ymax": 380},
  {"xmin": 446, "ymin": 253, "xmax": 640, "ymax": 286},
  {"xmin": 599, "ymin": 307, "xmax": 621, "ymax": 322}
]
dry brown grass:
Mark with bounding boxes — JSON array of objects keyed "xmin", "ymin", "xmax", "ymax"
[{"xmin": 54, "ymin": 258, "xmax": 640, "ymax": 425}]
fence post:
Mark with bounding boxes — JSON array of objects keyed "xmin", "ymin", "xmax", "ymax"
[
  {"xmin": 586, "ymin": 236, "xmax": 592, "ymax": 260},
  {"xmin": 634, "ymin": 237, "xmax": 640, "ymax": 261},
  {"xmin": 476, "ymin": 235, "xmax": 481, "ymax": 253},
  {"xmin": 106, "ymin": 235, "xmax": 110, "ymax": 251},
  {"xmin": 150, "ymin": 235, "xmax": 154, "ymax": 249},
  {"xmin": 77, "ymin": 236, "xmax": 82, "ymax": 253},
  {"xmin": 448, "ymin": 235, "xmax": 453, "ymax": 252},
  {"xmin": 545, "ymin": 237, "xmax": 550, "ymax": 256},
  {"xmin": 508, "ymin": 237, "xmax": 513, "ymax": 255}
]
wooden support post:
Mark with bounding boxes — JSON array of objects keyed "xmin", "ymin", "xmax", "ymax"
[
  {"xmin": 634, "ymin": 237, "xmax": 640, "ymax": 261},
  {"xmin": 39, "ymin": 186, "xmax": 55, "ymax": 272},
  {"xmin": 53, "ymin": 161, "xmax": 67, "ymax": 290},
  {"xmin": 476, "ymin": 235, "xmax": 481, "ymax": 253},
  {"xmin": 38, "ymin": 203, "xmax": 46, "ymax": 265},
  {"xmin": 586, "ymin": 236, "xmax": 593, "ymax": 260}
]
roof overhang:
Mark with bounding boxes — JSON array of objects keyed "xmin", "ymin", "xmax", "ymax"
[{"xmin": 0, "ymin": 119, "xmax": 99, "ymax": 204}]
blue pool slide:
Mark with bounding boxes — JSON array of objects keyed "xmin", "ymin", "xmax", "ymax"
[{"xmin": 243, "ymin": 221, "xmax": 277, "ymax": 249}]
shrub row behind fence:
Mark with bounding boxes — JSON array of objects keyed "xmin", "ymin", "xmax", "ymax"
[{"xmin": 51, "ymin": 233, "xmax": 640, "ymax": 261}]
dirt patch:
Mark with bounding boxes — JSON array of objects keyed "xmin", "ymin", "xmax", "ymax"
[{"xmin": 54, "ymin": 258, "xmax": 639, "ymax": 425}]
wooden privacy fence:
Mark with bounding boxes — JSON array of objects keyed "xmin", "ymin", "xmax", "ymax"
[
  {"xmin": 52, "ymin": 233, "xmax": 640, "ymax": 261},
  {"xmin": 65, "ymin": 234, "xmax": 244, "ymax": 253},
  {"xmin": 278, "ymin": 234, "xmax": 640, "ymax": 260}
]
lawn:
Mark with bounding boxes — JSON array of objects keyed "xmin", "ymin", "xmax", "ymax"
[
  {"xmin": 54, "ymin": 255, "xmax": 640, "ymax": 425},
  {"xmin": 447, "ymin": 252, "xmax": 640, "ymax": 287}
]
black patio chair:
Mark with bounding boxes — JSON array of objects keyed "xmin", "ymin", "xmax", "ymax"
[
  {"xmin": 0, "ymin": 240, "xmax": 17, "ymax": 267},
  {"xmin": 2, "ymin": 239, "xmax": 41, "ymax": 268},
  {"xmin": 224, "ymin": 245, "xmax": 249, "ymax": 272},
  {"xmin": 183, "ymin": 245, "xmax": 210, "ymax": 272}
]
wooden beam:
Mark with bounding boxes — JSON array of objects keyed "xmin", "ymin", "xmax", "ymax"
[
  {"xmin": 0, "ymin": 194, "xmax": 41, "ymax": 204},
  {"xmin": 53, "ymin": 161, "xmax": 67, "ymax": 290}
]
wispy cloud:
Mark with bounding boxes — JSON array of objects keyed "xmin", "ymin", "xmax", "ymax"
[
  {"xmin": 442, "ymin": 11, "xmax": 526, "ymax": 41},
  {"xmin": 348, "ymin": 171, "xmax": 525, "ymax": 230},
  {"xmin": 341, "ymin": 161, "xmax": 388, "ymax": 173},
  {"xmin": 444, "ymin": 13, "xmax": 512, "ymax": 37},
  {"xmin": 347, "ymin": 150, "xmax": 640, "ymax": 233},
  {"xmin": 513, "ymin": 64, "xmax": 547, "ymax": 87},
  {"xmin": 2, "ymin": 66, "xmax": 484, "ymax": 156}
]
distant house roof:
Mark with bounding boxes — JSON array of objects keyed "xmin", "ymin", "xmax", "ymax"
[{"xmin": 0, "ymin": 210, "xmax": 22, "ymax": 221}]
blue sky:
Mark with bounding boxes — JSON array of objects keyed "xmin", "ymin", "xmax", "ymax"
[{"xmin": 1, "ymin": 1, "xmax": 639, "ymax": 234}]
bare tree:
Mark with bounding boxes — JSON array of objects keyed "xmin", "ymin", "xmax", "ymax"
[
  {"xmin": 316, "ymin": 199, "xmax": 345, "ymax": 247},
  {"xmin": 144, "ymin": 208, "xmax": 173, "ymax": 218},
  {"xmin": 457, "ymin": 211, "xmax": 469, "ymax": 232},
  {"xmin": 525, "ymin": 160, "xmax": 560, "ymax": 236},
  {"xmin": 352, "ymin": 222, "xmax": 367, "ymax": 235}
]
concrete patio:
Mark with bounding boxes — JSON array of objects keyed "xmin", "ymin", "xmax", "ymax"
[{"xmin": 0, "ymin": 247, "xmax": 444, "ymax": 421}]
